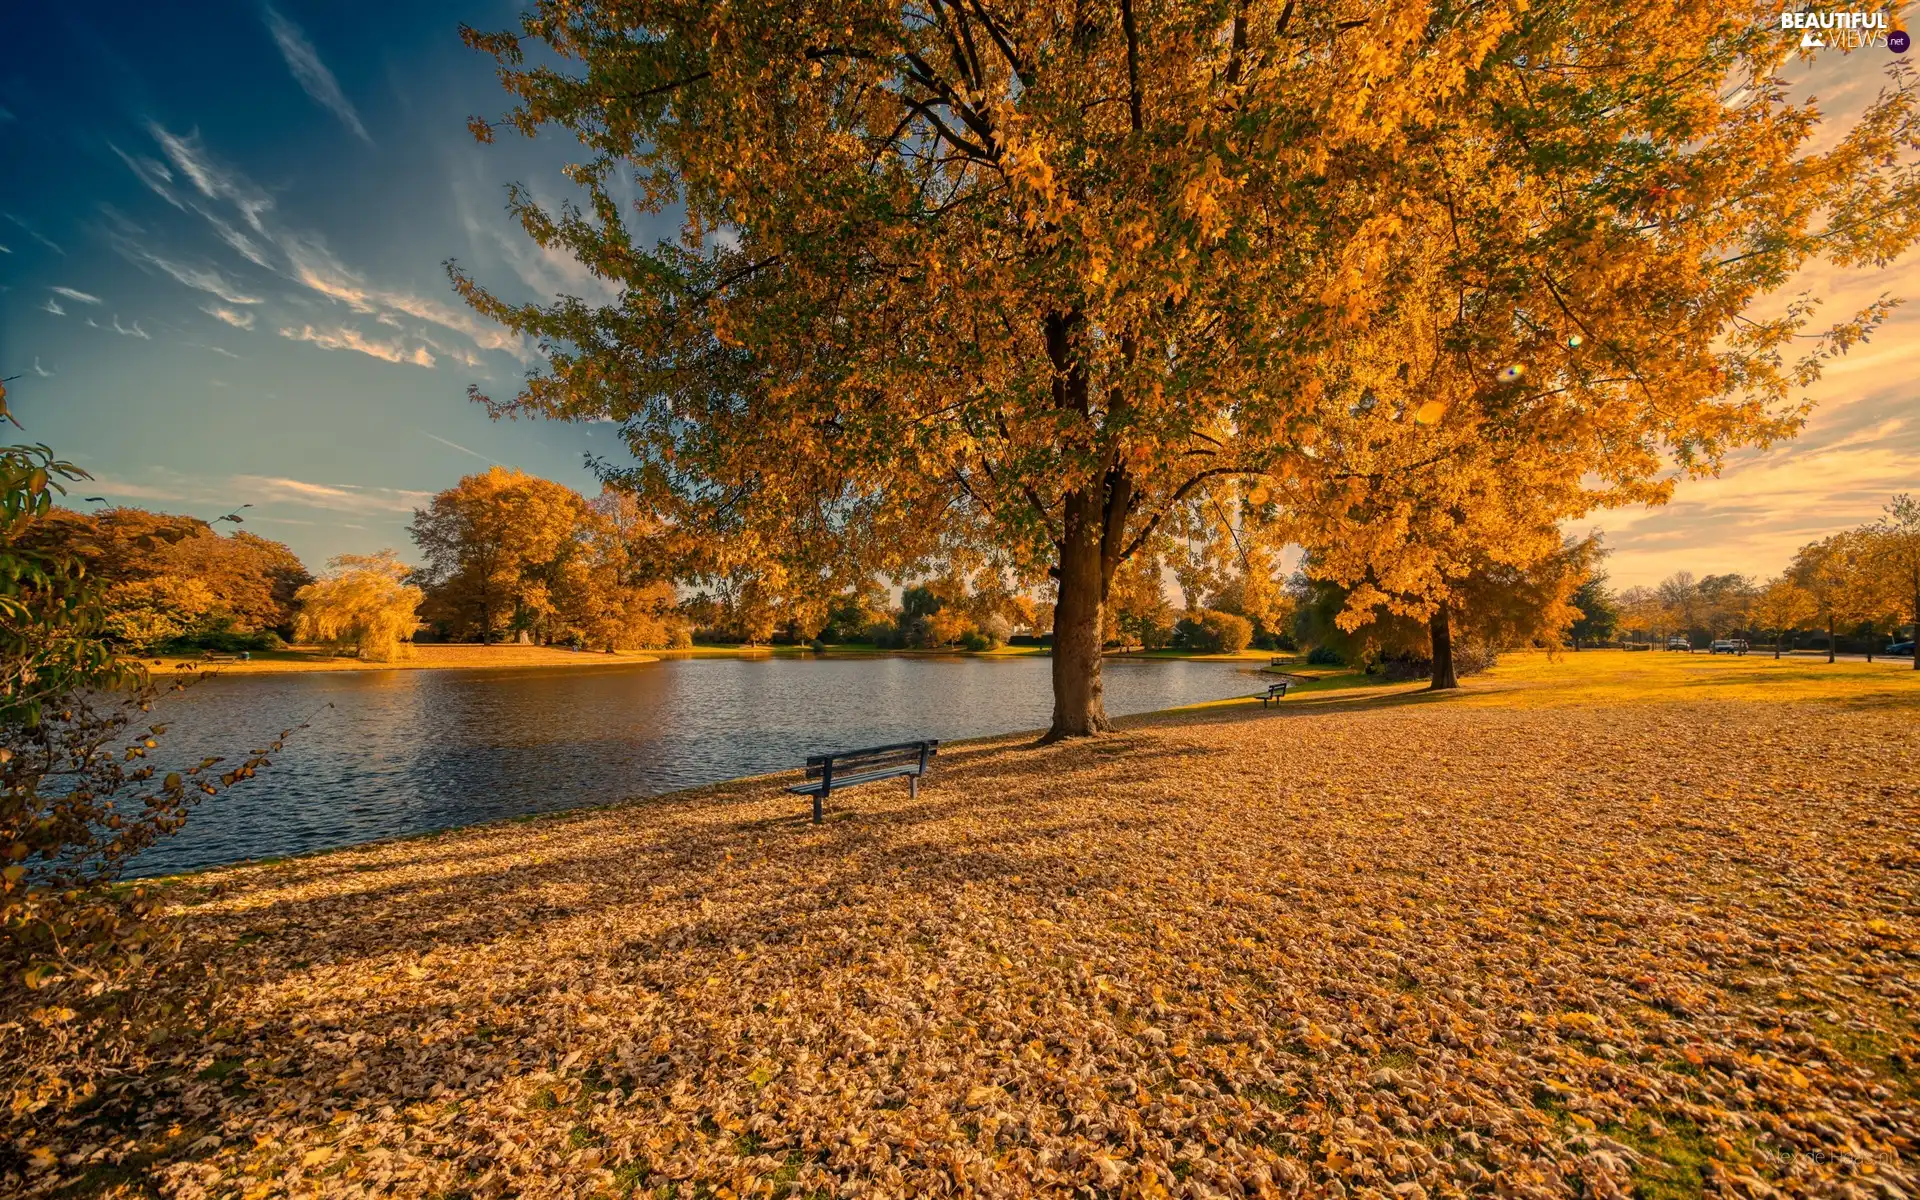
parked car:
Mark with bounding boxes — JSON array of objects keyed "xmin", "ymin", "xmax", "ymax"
[
  {"xmin": 1665, "ymin": 636, "xmax": 1692, "ymax": 651},
  {"xmin": 1709, "ymin": 638, "xmax": 1749, "ymax": 655},
  {"xmin": 1890, "ymin": 640, "xmax": 1916, "ymax": 657}
]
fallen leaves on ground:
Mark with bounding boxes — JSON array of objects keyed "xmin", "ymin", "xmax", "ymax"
[{"xmin": 7, "ymin": 656, "xmax": 1917, "ymax": 1199}]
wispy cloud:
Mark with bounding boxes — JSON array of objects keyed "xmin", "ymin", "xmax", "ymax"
[
  {"xmin": 50, "ymin": 286, "xmax": 102, "ymax": 305},
  {"xmin": 229, "ymin": 474, "xmax": 430, "ymax": 513},
  {"xmin": 115, "ymin": 237, "xmax": 264, "ymax": 305},
  {"xmin": 203, "ymin": 213, "xmax": 275, "ymax": 268},
  {"xmin": 31, "ymin": 358, "xmax": 52, "ymax": 378},
  {"xmin": 148, "ymin": 125, "xmax": 274, "ymax": 233},
  {"xmin": 0, "ymin": 244, "xmax": 11, "ymax": 254},
  {"xmin": 87, "ymin": 468, "xmax": 429, "ymax": 517},
  {"xmin": 109, "ymin": 143, "xmax": 186, "ymax": 210},
  {"xmin": 202, "ymin": 303, "xmax": 256, "ymax": 330},
  {"xmin": 2, "ymin": 212, "xmax": 62, "ymax": 255},
  {"xmin": 111, "ymin": 316, "xmax": 151, "ymax": 340},
  {"xmin": 138, "ymin": 126, "xmax": 521, "ymax": 364},
  {"xmin": 278, "ymin": 324, "xmax": 434, "ymax": 367},
  {"xmin": 43, "ymin": 297, "xmax": 65, "ymax": 316},
  {"xmin": 262, "ymin": 7, "xmax": 371, "ymax": 143},
  {"xmin": 194, "ymin": 344, "xmax": 241, "ymax": 359}
]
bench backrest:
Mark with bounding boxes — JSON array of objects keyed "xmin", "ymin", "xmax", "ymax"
[{"xmin": 804, "ymin": 739, "xmax": 938, "ymax": 781}]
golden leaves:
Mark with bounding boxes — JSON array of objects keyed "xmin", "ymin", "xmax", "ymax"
[{"xmin": 22, "ymin": 655, "xmax": 1920, "ymax": 1197}]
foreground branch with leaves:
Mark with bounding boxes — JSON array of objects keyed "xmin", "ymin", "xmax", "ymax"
[{"xmin": 0, "ymin": 387, "xmax": 294, "ymax": 1126}]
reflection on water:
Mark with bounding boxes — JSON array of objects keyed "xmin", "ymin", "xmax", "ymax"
[{"xmin": 131, "ymin": 655, "xmax": 1256, "ymax": 876}]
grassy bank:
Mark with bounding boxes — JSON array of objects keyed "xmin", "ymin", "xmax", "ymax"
[{"xmin": 18, "ymin": 652, "xmax": 1918, "ymax": 1199}]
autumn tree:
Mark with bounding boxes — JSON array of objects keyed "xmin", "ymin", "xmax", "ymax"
[
  {"xmin": 294, "ymin": 552, "xmax": 425, "ymax": 662},
  {"xmin": 1751, "ymin": 577, "xmax": 1817, "ymax": 659},
  {"xmin": 1791, "ymin": 533, "xmax": 1882, "ymax": 663},
  {"xmin": 1568, "ymin": 573, "xmax": 1619, "ymax": 650},
  {"xmin": 1107, "ymin": 554, "xmax": 1174, "ymax": 650},
  {"xmin": 1867, "ymin": 494, "xmax": 1920, "ymax": 670},
  {"xmin": 410, "ymin": 467, "xmax": 598, "ymax": 643},
  {"xmin": 1697, "ymin": 573, "xmax": 1759, "ymax": 639},
  {"xmin": 18, "ymin": 508, "xmax": 310, "ymax": 645},
  {"xmin": 456, "ymin": 0, "xmax": 1920, "ymax": 737}
]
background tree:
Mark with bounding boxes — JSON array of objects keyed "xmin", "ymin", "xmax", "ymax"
[
  {"xmin": 1752, "ymin": 577, "xmax": 1817, "ymax": 659},
  {"xmin": 410, "ymin": 467, "xmax": 596, "ymax": 643},
  {"xmin": 1867, "ymin": 494, "xmax": 1920, "ymax": 669},
  {"xmin": 1654, "ymin": 573, "xmax": 1702, "ymax": 649},
  {"xmin": 1614, "ymin": 586, "xmax": 1663, "ymax": 646},
  {"xmin": 17, "ymin": 508, "xmax": 310, "ymax": 646},
  {"xmin": 1107, "ymin": 555, "xmax": 1175, "ymax": 651},
  {"xmin": 1790, "ymin": 533, "xmax": 1878, "ymax": 663},
  {"xmin": 1696, "ymin": 573, "xmax": 1759, "ymax": 640},
  {"xmin": 294, "ymin": 552, "xmax": 425, "ymax": 662},
  {"xmin": 457, "ymin": 0, "xmax": 1919, "ymax": 736},
  {"xmin": 1568, "ymin": 572, "xmax": 1619, "ymax": 650}
]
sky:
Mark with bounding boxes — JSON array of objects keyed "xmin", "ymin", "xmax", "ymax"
[{"xmin": 0, "ymin": 5, "xmax": 1914, "ymax": 589}]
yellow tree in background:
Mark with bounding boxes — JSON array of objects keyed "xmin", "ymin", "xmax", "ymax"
[
  {"xmin": 457, "ymin": 0, "xmax": 1920, "ymax": 735},
  {"xmin": 1790, "ymin": 532, "xmax": 1889, "ymax": 664},
  {"xmin": 1752, "ymin": 578, "xmax": 1818, "ymax": 660},
  {"xmin": 293, "ymin": 552, "xmax": 424, "ymax": 662},
  {"xmin": 1867, "ymin": 495, "xmax": 1920, "ymax": 669},
  {"xmin": 409, "ymin": 467, "xmax": 595, "ymax": 643}
]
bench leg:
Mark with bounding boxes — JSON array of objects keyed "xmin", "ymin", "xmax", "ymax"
[
  {"xmin": 910, "ymin": 774, "xmax": 919, "ymax": 801},
  {"xmin": 813, "ymin": 790, "xmax": 823, "ymax": 825}
]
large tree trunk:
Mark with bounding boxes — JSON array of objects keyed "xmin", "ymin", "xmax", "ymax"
[
  {"xmin": 1047, "ymin": 488, "xmax": 1114, "ymax": 740},
  {"xmin": 1912, "ymin": 586, "xmax": 1918, "ymax": 670},
  {"xmin": 1774, "ymin": 627, "xmax": 1782, "ymax": 659},
  {"xmin": 1429, "ymin": 602, "xmax": 1459, "ymax": 691},
  {"xmin": 1827, "ymin": 615, "xmax": 1835, "ymax": 663},
  {"xmin": 1039, "ymin": 308, "xmax": 1136, "ymax": 742}
]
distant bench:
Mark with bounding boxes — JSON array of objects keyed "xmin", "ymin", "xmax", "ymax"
[
  {"xmin": 1253, "ymin": 679, "xmax": 1292, "ymax": 707},
  {"xmin": 788, "ymin": 739, "xmax": 938, "ymax": 824},
  {"xmin": 199, "ymin": 651, "xmax": 249, "ymax": 664}
]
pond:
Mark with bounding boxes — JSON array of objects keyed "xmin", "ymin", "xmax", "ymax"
[{"xmin": 129, "ymin": 654, "xmax": 1259, "ymax": 876}]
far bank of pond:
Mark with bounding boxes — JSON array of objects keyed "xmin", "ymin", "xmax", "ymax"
[
  {"xmin": 152, "ymin": 642, "xmax": 1277, "ymax": 676},
  {"xmin": 133, "ymin": 653, "xmax": 1263, "ymax": 877}
]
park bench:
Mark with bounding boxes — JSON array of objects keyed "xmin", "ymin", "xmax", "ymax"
[
  {"xmin": 1253, "ymin": 680, "xmax": 1292, "ymax": 707},
  {"xmin": 788, "ymin": 739, "xmax": 938, "ymax": 824},
  {"xmin": 199, "ymin": 651, "xmax": 243, "ymax": 664}
]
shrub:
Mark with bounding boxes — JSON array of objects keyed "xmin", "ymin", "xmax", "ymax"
[
  {"xmin": 160, "ymin": 626, "xmax": 286, "ymax": 654},
  {"xmin": 1178, "ymin": 610, "xmax": 1254, "ymax": 653},
  {"xmin": 958, "ymin": 629, "xmax": 994, "ymax": 652},
  {"xmin": 1306, "ymin": 644, "xmax": 1345, "ymax": 666},
  {"xmin": 667, "ymin": 626, "xmax": 694, "ymax": 649}
]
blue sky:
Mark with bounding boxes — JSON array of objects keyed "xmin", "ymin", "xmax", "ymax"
[
  {"xmin": 1, "ymin": 7, "xmax": 1914, "ymax": 587},
  {"xmin": 0, "ymin": 1, "xmax": 656, "ymax": 568}
]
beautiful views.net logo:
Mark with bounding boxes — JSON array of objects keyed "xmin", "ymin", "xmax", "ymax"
[{"xmin": 1780, "ymin": 8, "xmax": 1907, "ymax": 51}]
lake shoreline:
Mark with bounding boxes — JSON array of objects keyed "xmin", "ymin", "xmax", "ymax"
[{"xmin": 150, "ymin": 642, "xmax": 1283, "ymax": 675}]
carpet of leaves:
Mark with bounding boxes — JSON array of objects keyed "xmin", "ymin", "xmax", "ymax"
[{"xmin": 19, "ymin": 689, "xmax": 1920, "ymax": 1199}]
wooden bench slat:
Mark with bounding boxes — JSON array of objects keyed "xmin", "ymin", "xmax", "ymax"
[{"xmin": 788, "ymin": 765, "xmax": 922, "ymax": 796}]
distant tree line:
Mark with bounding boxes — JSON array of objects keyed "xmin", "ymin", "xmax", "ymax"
[
  {"xmin": 11, "ymin": 507, "xmax": 310, "ymax": 652},
  {"xmin": 1582, "ymin": 495, "xmax": 1919, "ymax": 664}
]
